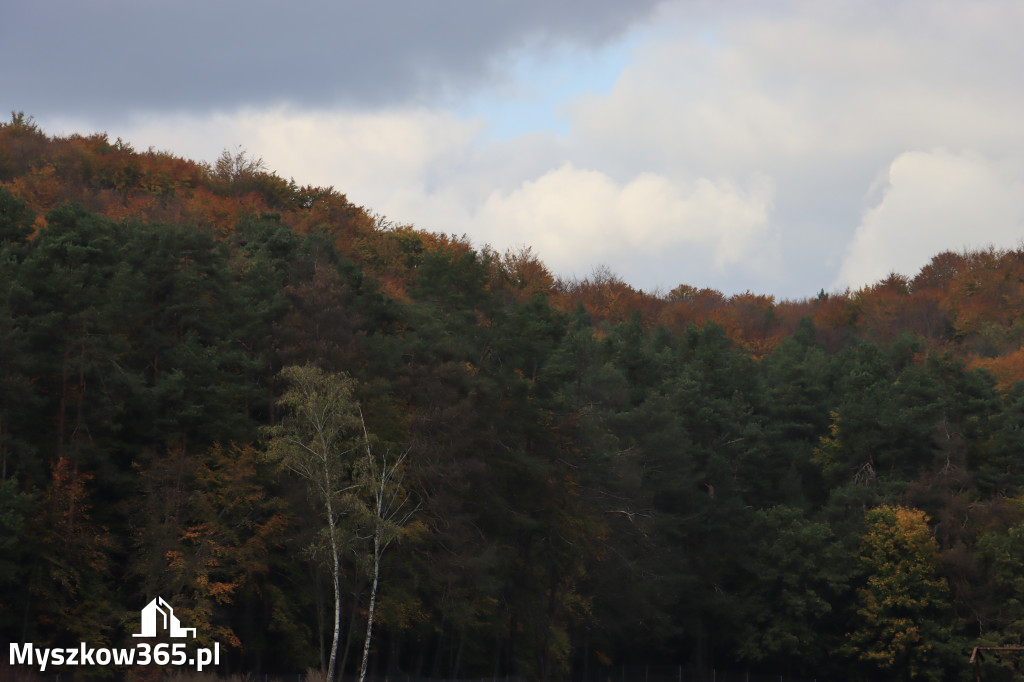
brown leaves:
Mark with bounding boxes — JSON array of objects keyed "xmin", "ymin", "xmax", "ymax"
[{"xmin": 133, "ymin": 443, "xmax": 288, "ymax": 649}]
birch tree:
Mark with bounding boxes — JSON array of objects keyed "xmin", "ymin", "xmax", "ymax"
[
  {"xmin": 265, "ymin": 365, "xmax": 360, "ymax": 682},
  {"xmin": 351, "ymin": 413, "xmax": 419, "ymax": 682}
]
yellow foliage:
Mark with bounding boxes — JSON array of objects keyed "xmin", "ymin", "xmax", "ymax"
[
  {"xmin": 811, "ymin": 410, "xmax": 843, "ymax": 475},
  {"xmin": 845, "ymin": 505, "xmax": 951, "ymax": 678}
]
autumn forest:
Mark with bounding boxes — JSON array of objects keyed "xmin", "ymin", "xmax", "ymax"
[{"xmin": 5, "ymin": 113, "xmax": 1024, "ymax": 681}]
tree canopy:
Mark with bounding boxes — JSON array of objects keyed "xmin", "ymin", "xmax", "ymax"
[{"xmin": 5, "ymin": 115, "xmax": 1024, "ymax": 681}]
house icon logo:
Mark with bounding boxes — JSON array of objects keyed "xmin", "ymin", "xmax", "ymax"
[{"xmin": 133, "ymin": 597, "xmax": 197, "ymax": 638}]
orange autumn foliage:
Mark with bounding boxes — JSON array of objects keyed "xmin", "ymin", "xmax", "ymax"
[{"xmin": 8, "ymin": 114, "xmax": 1024, "ymax": 389}]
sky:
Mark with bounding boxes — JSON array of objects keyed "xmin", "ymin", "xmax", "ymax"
[{"xmin": 5, "ymin": 0, "xmax": 1024, "ymax": 300}]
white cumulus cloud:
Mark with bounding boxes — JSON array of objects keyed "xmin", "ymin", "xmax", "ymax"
[
  {"xmin": 475, "ymin": 163, "xmax": 773, "ymax": 276},
  {"xmin": 834, "ymin": 149, "xmax": 1024, "ymax": 291},
  {"xmin": 39, "ymin": 0, "xmax": 1024, "ymax": 298}
]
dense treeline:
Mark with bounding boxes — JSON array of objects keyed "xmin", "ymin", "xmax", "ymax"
[{"xmin": 4, "ymin": 113, "xmax": 1024, "ymax": 681}]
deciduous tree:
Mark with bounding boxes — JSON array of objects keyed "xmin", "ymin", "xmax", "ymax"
[
  {"xmin": 265, "ymin": 365, "xmax": 361, "ymax": 681},
  {"xmin": 845, "ymin": 505, "xmax": 956, "ymax": 681}
]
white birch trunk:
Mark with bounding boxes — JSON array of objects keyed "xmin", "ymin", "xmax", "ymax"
[
  {"xmin": 358, "ymin": 468, "xmax": 386, "ymax": 682},
  {"xmin": 326, "ymin": 471, "xmax": 342, "ymax": 681}
]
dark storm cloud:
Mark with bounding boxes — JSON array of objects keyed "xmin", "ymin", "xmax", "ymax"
[{"xmin": 2, "ymin": 0, "xmax": 663, "ymax": 121}]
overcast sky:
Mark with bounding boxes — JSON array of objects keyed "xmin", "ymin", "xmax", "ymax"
[{"xmin": 5, "ymin": 0, "xmax": 1024, "ymax": 300}]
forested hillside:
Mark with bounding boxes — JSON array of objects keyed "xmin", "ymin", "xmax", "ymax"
[{"xmin": 5, "ymin": 113, "xmax": 1024, "ymax": 681}]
